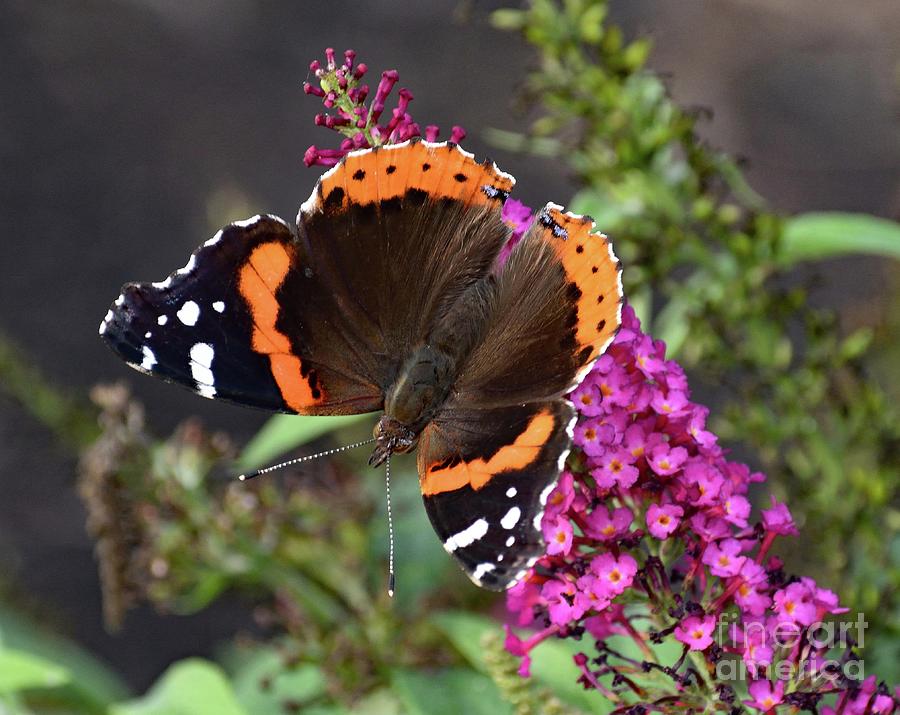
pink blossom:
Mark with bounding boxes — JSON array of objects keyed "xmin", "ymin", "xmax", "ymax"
[
  {"xmin": 584, "ymin": 505, "xmax": 634, "ymax": 541},
  {"xmin": 647, "ymin": 443, "xmax": 687, "ymax": 476},
  {"xmin": 744, "ymin": 679, "xmax": 785, "ymax": 711},
  {"xmin": 702, "ymin": 538, "xmax": 746, "ymax": 577},
  {"xmin": 722, "ymin": 494, "xmax": 751, "ymax": 527},
  {"xmin": 589, "ymin": 553, "xmax": 637, "ymax": 598},
  {"xmin": 646, "ymin": 503, "xmax": 683, "ymax": 540},
  {"xmin": 302, "ymin": 49, "xmax": 464, "ymax": 166},
  {"xmin": 761, "ymin": 496, "xmax": 799, "ymax": 536},
  {"xmin": 570, "ymin": 381, "xmax": 604, "ymax": 416},
  {"xmin": 496, "ymin": 200, "xmax": 534, "ymax": 267},
  {"xmin": 674, "ymin": 614, "xmax": 716, "ymax": 651},
  {"xmin": 773, "ymin": 581, "xmax": 818, "ymax": 626},
  {"xmin": 682, "ymin": 461, "xmax": 725, "ymax": 506},
  {"xmin": 590, "ymin": 449, "xmax": 639, "ymax": 489},
  {"xmin": 735, "ymin": 561, "xmax": 773, "ymax": 616},
  {"xmin": 541, "ymin": 579, "xmax": 584, "ymax": 626},
  {"xmin": 544, "ymin": 470, "xmax": 575, "ymax": 517},
  {"xmin": 543, "ymin": 514, "xmax": 573, "ymax": 556},
  {"xmin": 650, "ymin": 389, "xmax": 690, "ymax": 417}
]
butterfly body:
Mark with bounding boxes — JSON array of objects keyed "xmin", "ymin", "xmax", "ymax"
[{"xmin": 99, "ymin": 140, "xmax": 623, "ymax": 590}]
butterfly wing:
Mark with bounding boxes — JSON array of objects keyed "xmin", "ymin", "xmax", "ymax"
[
  {"xmin": 417, "ymin": 400, "xmax": 575, "ymax": 590},
  {"xmin": 416, "ymin": 204, "xmax": 623, "ymax": 588},
  {"xmin": 298, "ymin": 141, "xmax": 514, "ymax": 359},
  {"xmin": 99, "ymin": 214, "xmax": 383, "ymax": 413},
  {"xmin": 99, "ymin": 141, "xmax": 516, "ymax": 415},
  {"xmin": 454, "ymin": 204, "xmax": 623, "ymax": 408}
]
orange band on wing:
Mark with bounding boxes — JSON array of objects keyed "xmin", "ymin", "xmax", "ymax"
[
  {"xmin": 316, "ymin": 142, "xmax": 515, "ymax": 211},
  {"xmin": 238, "ymin": 242, "xmax": 324, "ymax": 411},
  {"xmin": 421, "ymin": 411, "xmax": 556, "ymax": 496}
]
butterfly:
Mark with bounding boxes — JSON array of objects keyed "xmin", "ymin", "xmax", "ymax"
[{"xmin": 99, "ymin": 140, "xmax": 623, "ymax": 590}]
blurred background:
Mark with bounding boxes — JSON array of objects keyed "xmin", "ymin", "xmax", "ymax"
[{"xmin": 1, "ymin": 0, "xmax": 898, "ymax": 704}]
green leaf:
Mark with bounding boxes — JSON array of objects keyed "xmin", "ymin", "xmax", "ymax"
[
  {"xmin": 568, "ymin": 188, "xmax": 628, "ymax": 233},
  {"xmin": 780, "ymin": 212, "xmax": 900, "ymax": 264},
  {"xmin": 110, "ymin": 659, "xmax": 247, "ymax": 715},
  {"xmin": 391, "ymin": 668, "xmax": 511, "ymax": 715},
  {"xmin": 528, "ymin": 639, "xmax": 613, "ymax": 714},
  {"xmin": 651, "ymin": 297, "xmax": 690, "ymax": 358},
  {"xmin": 0, "ymin": 605, "xmax": 130, "ymax": 708},
  {"xmin": 0, "ymin": 649, "xmax": 70, "ymax": 694},
  {"xmin": 431, "ymin": 612, "xmax": 495, "ymax": 672},
  {"xmin": 236, "ymin": 412, "xmax": 372, "ymax": 472},
  {"xmin": 490, "ymin": 8, "xmax": 526, "ymax": 30},
  {"xmin": 432, "ymin": 612, "xmax": 608, "ymax": 714},
  {"xmin": 230, "ymin": 647, "xmax": 327, "ymax": 714}
]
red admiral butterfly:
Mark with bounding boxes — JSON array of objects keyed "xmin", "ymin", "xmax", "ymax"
[{"xmin": 99, "ymin": 140, "xmax": 623, "ymax": 590}]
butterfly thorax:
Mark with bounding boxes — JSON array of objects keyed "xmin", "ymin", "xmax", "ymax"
[{"xmin": 369, "ymin": 277, "xmax": 495, "ymax": 467}]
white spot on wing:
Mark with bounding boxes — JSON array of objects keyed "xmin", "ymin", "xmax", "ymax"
[
  {"xmin": 189, "ymin": 342, "xmax": 216, "ymax": 398},
  {"xmin": 506, "ymin": 487, "xmax": 517, "ymax": 498},
  {"xmin": 140, "ymin": 345, "xmax": 157, "ymax": 371},
  {"xmin": 500, "ymin": 507, "xmax": 521, "ymax": 530},
  {"xmin": 152, "ymin": 276, "xmax": 173, "ymax": 290},
  {"xmin": 491, "ymin": 161, "xmax": 516, "ymax": 186},
  {"xmin": 533, "ymin": 512, "xmax": 544, "ymax": 530},
  {"xmin": 212, "ymin": 301, "xmax": 225, "ymax": 313},
  {"xmin": 382, "ymin": 139, "xmax": 411, "ymax": 151},
  {"xmin": 443, "ymin": 518, "xmax": 488, "ymax": 553},
  {"xmin": 157, "ymin": 315, "xmax": 168, "ymax": 325},
  {"xmin": 232, "ymin": 214, "xmax": 263, "ymax": 228},
  {"xmin": 176, "ymin": 254, "xmax": 196, "ymax": 276},
  {"xmin": 177, "ymin": 300, "xmax": 200, "ymax": 326},
  {"xmin": 204, "ymin": 230, "xmax": 223, "ymax": 247},
  {"xmin": 539, "ymin": 481, "xmax": 556, "ymax": 507},
  {"xmin": 144, "ymin": 331, "xmax": 151, "ymax": 339},
  {"xmin": 98, "ymin": 310, "xmax": 113, "ymax": 335},
  {"xmin": 471, "ymin": 562, "xmax": 496, "ymax": 584},
  {"xmin": 505, "ymin": 536, "xmax": 515, "ymax": 547}
]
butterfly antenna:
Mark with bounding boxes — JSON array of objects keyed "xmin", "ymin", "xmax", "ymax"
[
  {"xmin": 237, "ymin": 437, "xmax": 376, "ymax": 481},
  {"xmin": 386, "ymin": 453, "xmax": 395, "ymax": 598}
]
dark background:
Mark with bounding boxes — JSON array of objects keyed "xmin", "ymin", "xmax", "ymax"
[{"xmin": 1, "ymin": 0, "xmax": 897, "ymax": 691}]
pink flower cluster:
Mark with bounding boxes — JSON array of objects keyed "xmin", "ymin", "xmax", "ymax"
[
  {"xmin": 505, "ymin": 303, "xmax": 898, "ymax": 712},
  {"xmin": 303, "ymin": 48, "xmax": 465, "ymax": 167}
]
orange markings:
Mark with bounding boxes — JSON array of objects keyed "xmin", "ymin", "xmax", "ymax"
[
  {"xmin": 543, "ymin": 207, "xmax": 621, "ymax": 359},
  {"xmin": 314, "ymin": 142, "xmax": 516, "ymax": 211},
  {"xmin": 238, "ymin": 242, "xmax": 323, "ymax": 411},
  {"xmin": 421, "ymin": 410, "xmax": 556, "ymax": 496}
]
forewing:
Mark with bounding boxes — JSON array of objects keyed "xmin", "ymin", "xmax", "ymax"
[
  {"xmin": 99, "ymin": 215, "xmax": 383, "ymax": 414},
  {"xmin": 297, "ymin": 140, "xmax": 515, "ymax": 362},
  {"xmin": 453, "ymin": 204, "xmax": 623, "ymax": 408},
  {"xmin": 100, "ymin": 141, "xmax": 517, "ymax": 414}
]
